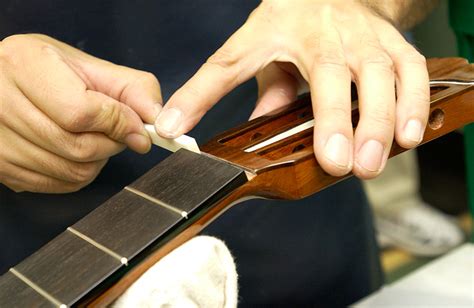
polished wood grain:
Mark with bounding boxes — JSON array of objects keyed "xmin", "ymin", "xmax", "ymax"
[
  {"xmin": 0, "ymin": 151, "xmax": 246, "ymax": 307},
  {"xmin": 88, "ymin": 58, "xmax": 474, "ymax": 306},
  {"xmin": 0, "ymin": 58, "xmax": 472, "ymax": 307},
  {"xmin": 0, "ymin": 271, "xmax": 52, "ymax": 307}
]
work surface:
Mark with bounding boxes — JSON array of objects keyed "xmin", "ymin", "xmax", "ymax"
[{"xmin": 353, "ymin": 243, "xmax": 474, "ymax": 307}]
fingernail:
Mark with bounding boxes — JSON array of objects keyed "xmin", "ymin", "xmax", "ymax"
[
  {"xmin": 357, "ymin": 140, "xmax": 384, "ymax": 172},
  {"xmin": 155, "ymin": 108, "xmax": 182, "ymax": 137},
  {"xmin": 404, "ymin": 119, "xmax": 423, "ymax": 143},
  {"xmin": 324, "ymin": 133, "xmax": 351, "ymax": 168},
  {"xmin": 125, "ymin": 133, "xmax": 151, "ymax": 153}
]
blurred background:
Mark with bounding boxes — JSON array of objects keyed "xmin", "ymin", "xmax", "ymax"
[{"xmin": 367, "ymin": 0, "xmax": 473, "ymax": 283}]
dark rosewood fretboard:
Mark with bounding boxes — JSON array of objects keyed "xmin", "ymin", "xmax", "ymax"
[
  {"xmin": 0, "ymin": 150, "xmax": 247, "ymax": 307},
  {"xmin": 1, "ymin": 57, "xmax": 473, "ymax": 307}
]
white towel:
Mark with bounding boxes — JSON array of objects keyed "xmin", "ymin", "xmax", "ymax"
[{"xmin": 114, "ymin": 236, "xmax": 238, "ymax": 308}]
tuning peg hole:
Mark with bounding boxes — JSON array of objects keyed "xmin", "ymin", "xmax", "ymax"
[
  {"xmin": 251, "ymin": 132, "xmax": 263, "ymax": 140},
  {"xmin": 292, "ymin": 144, "xmax": 306, "ymax": 153},
  {"xmin": 428, "ymin": 108, "xmax": 445, "ymax": 130}
]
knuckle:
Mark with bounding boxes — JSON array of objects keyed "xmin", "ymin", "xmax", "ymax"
[
  {"xmin": 180, "ymin": 83, "xmax": 204, "ymax": 102},
  {"xmin": 312, "ymin": 51, "xmax": 349, "ymax": 73},
  {"xmin": 102, "ymin": 103, "xmax": 128, "ymax": 139},
  {"xmin": 0, "ymin": 34, "xmax": 51, "ymax": 66},
  {"xmin": 204, "ymin": 46, "xmax": 243, "ymax": 88},
  {"xmin": 61, "ymin": 106, "xmax": 94, "ymax": 132},
  {"xmin": 68, "ymin": 162, "xmax": 100, "ymax": 184},
  {"xmin": 317, "ymin": 105, "xmax": 350, "ymax": 122},
  {"xmin": 396, "ymin": 46, "xmax": 427, "ymax": 66},
  {"xmin": 69, "ymin": 135, "xmax": 99, "ymax": 161},
  {"xmin": 130, "ymin": 71, "xmax": 161, "ymax": 92},
  {"xmin": 206, "ymin": 47, "xmax": 239, "ymax": 71},
  {"xmin": 314, "ymin": 52, "xmax": 347, "ymax": 70},
  {"xmin": 140, "ymin": 71, "xmax": 160, "ymax": 86},
  {"xmin": 360, "ymin": 53, "xmax": 394, "ymax": 72},
  {"xmin": 365, "ymin": 108, "xmax": 394, "ymax": 129},
  {"xmin": 405, "ymin": 51, "xmax": 426, "ymax": 66},
  {"xmin": 406, "ymin": 87, "xmax": 430, "ymax": 105},
  {"xmin": 0, "ymin": 35, "xmax": 27, "ymax": 65}
]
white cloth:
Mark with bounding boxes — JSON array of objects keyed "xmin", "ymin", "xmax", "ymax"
[{"xmin": 114, "ymin": 236, "xmax": 238, "ymax": 308}]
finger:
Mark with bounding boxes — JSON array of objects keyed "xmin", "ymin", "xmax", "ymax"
[
  {"xmin": 2, "ymin": 86, "xmax": 125, "ymax": 162},
  {"xmin": 72, "ymin": 58, "xmax": 163, "ymax": 124},
  {"xmin": 154, "ymin": 23, "xmax": 273, "ymax": 138},
  {"xmin": 251, "ymin": 63, "xmax": 299, "ymax": 120},
  {"xmin": 302, "ymin": 31, "xmax": 354, "ymax": 176},
  {"xmin": 1, "ymin": 163, "xmax": 86, "ymax": 193},
  {"xmin": 349, "ymin": 41, "xmax": 396, "ymax": 179},
  {"xmin": 375, "ymin": 21, "xmax": 430, "ymax": 148},
  {"xmin": 6, "ymin": 42, "xmax": 151, "ymax": 153},
  {"xmin": 2, "ymin": 126, "xmax": 107, "ymax": 183},
  {"xmin": 29, "ymin": 34, "xmax": 163, "ymax": 123}
]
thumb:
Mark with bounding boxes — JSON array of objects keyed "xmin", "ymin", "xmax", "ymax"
[
  {"xmin": 250, "ymin": 63, "xmax": 299, "ymax": 120},
  {"xmin": 154, "ymin": 24, "xmax": 272, "ymax": 138},
  {"xmin": 36, "ymin": 34, "xmax": 164, "ymax": 124},
  {"xmin": 73, "ymin": 57, "xmax": 163, "ymax": 124}
]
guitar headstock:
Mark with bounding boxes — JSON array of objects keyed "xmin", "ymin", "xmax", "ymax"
[{"xmin": 202, "ymin": 57, "xmax": 474, "ymax": 200}]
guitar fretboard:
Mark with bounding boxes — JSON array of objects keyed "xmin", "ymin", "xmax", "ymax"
[{"xmin": 0, "ymin": 149, "xmax": 247, "ymax": 307}]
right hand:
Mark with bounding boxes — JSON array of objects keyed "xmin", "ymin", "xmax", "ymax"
[{"xmin": 0, "ymin": 34, "xmax": 162, "ymax": 193}]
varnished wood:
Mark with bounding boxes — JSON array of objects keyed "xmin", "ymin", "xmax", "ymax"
[
  {"xmin": 0, "ymin": 58, "xmax": 472, "ymax": 307},
  {"xmin": 88, "ymin": 57, "xmax": 474, "ymax": 306}
]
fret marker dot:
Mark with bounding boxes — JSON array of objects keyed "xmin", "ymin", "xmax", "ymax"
[
  {"xmin": 59, "ymin": 305, "xmax": 67, "ymax": 308},
  {"xmin": 181, "ymin": 211, "xmax": 188, "ymax": 219},
  {"xmin": 120, "ymin": 257, "xmax": 128, "ymax": 265}
]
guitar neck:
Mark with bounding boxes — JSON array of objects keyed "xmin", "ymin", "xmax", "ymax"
[{"xmin": 0, "ymin": 150, "xmax": 247, "ymax": 307}]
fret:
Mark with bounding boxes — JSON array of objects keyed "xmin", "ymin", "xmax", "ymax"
[
  {"xmin": 124, "ymin": 186, "xmax": 188, "ymax": 218},
  {"xmin": 9, "ymin": 268, "xmax": 66, "ymax": 308},
  {"xmin": 72, "ymin": 149, "xmax": 246, "ymax": 260},
  {"xmin": 130, "ymin": 149, "xmax": 246, "ymax": 213},
  {"xmin": 10, "ymin": 231, "xmax": 122, "ymax": 306},
  {"xmin": 0, "ymin": 149, "xmax": 247, "ymax": 306},
  {"xmin": 67, "ymin": 227, "xmax": 128, "ymax": 265},
  {"xmin": 0, "ymin": 271, "xmax": 53, "ymax": 307},
  {"xmin": 71, "ymin": 189, "xmax": 182, "ymax": 260}
]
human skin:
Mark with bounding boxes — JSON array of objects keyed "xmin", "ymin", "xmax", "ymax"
[
  {"xmin": 155, "ymin": 0, "xmax": 438, "ymax": 179},
  {"xmin": 0, "ymin": 34, "xmax": 162, "ymax": 192},
  {"xmin": 0, "ymin": 0, "xmax": 437, "ymax": 193}
]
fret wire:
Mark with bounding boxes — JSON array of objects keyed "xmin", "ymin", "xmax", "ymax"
[
  {"xmin": 9, "ymin": 268, "xmax": 67, "ymax": 308},
  {"xmin": 124, "ymin": 186, "xmax": 188, "ymax": 218},
  {"xmin": 66, "ymin": 227, "xmax": 128, "ymax": 266}
]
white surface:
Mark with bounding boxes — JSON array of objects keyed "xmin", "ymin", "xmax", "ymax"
[
  {"xmin": 145, "ymin": 124, "xmax": 200, "ymax": 154},
  {"xmin": 244, "ymin": 119, "xmax": 314, "ymax": 152},
  {"xmin": 354, "ymin": 243, "xmax": 474, "ymax": 307},
  {"xmin": 114, "ymin": 236, "xmax": 237, "ymax": 308}
]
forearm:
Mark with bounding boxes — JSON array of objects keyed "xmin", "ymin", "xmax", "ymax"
[{"xmin": 360, "ymin": 0, "xmax": 440, "ymax": 30}]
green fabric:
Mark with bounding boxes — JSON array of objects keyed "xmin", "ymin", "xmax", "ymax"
[
  {"xmin": 449, "ymin": 0, "xmax": 474, "ymax": 35},
  {"xmin": 450, "ymin": 2, "xmax": 474, "ymax": 240}
]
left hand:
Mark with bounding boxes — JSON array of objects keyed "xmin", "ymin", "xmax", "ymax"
[{"xmin": 154, "ymin": 0, "xmax": 430, "ymax": 179}]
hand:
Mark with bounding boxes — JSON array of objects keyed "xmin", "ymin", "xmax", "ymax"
[
  {"xmin": 154, "ymin": 0, "xmax": 429, "ymax": 179},
  {"xmin": 0, "ymin": 34, "xmax": 162, "ymax": 193}
]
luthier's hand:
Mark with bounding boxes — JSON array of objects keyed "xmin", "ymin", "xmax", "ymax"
[
  {"xmin": 0, "ymin": 34, "xmax": 162, "ymax": 193},
  {"xmin": 156, "ymin": 0, "xmax": 430, "ymax": 179}
]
